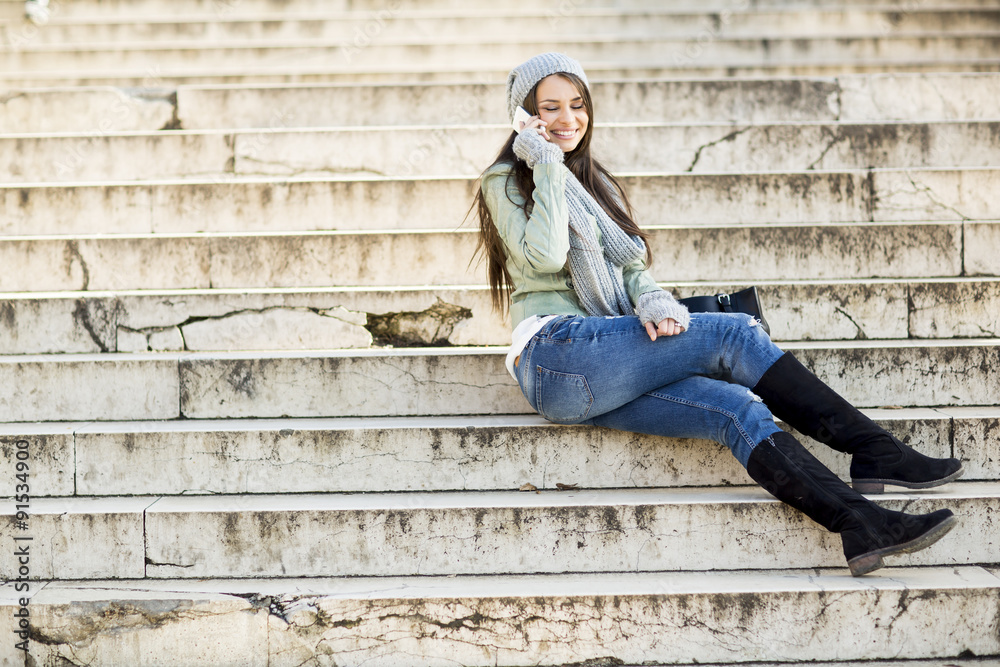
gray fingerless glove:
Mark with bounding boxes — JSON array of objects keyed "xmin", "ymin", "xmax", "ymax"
[
  {"xmin": 636, "ymin": 290, "xmax": 691, "ymax": 331},
  {"xmin": 513, "ymin": 128, "xmax": 565, "ymax": 168}
]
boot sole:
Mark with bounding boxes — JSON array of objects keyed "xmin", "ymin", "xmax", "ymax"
[
  {"xmin": 852, "ymin": 465, "xmax": 966, "ymax": 494},
  {"xmin": 847, "ymin": 514, "xmax": 959, "ymax": 577}
]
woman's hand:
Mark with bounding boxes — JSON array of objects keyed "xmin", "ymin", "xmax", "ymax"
[
  {"xmin": 645, "ymin": 318, "xmax": 685, "ymax": 341},
  {"xmin": 513, "ymin": 116, "xmax": 563, "ymax": 167},
  {"xmin": 519, "ymin": 115, "xmax": 551, "ymax": 142}
]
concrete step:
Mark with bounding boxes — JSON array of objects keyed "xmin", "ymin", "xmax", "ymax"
[
  {"xmin": 4, "ymin": 58, "xmax": 999, "ymax": 88},
  {"xmin": 4, "ymin": 567, "xmax": 997, "ymax": 665},
  {"xmin": 0, "ymin": 0, "xmax": 993, "ymax": 662},
  {"xmin": 1, "ymin": 277, "xmax": 999, "ymax": 354},
  {"xmin": 4, "ymin": 32, "xmax": 999, "ymax": 75},
  {"xmin": 0, "ymin": 220, "xmax": 994, "ymax": 291},
  {"xmin": 0, "ymin": 482, "xmax": 993, "ymax": 580},
  {"xmin": 5, "ymin": 120, "xmax": 1000, "ymax": 183},
  {"xmin": 5, "ymin": 0, "xmax": 1000, "ymax": 19},
  {"xmin": 5, "ymin": 72, "xmax": 1000, "ymax": 135},
  {"xmin": 0, "ymin": 339, "xmax": 997, "ymax": 421},
  {"xmin": 3, "ymin": 167, "xmax": 996, "ymax": 235},
  {"xmin": 169, "ymin": 72, "xmax": 1000, "ymax": 127},
  {"xmin": 4, "ymin": 8, "xmax": 998, "ymax": 47},
  {"xmin": 2, "ymin": 407, "xmax": 994, "ymax": 497},
  {"xmin": 0, "ymin": 0, "xmax": 826, "ymax": 20}
]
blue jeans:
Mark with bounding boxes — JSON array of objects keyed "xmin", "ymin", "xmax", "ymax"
[{"xmin": 514, "ymin": 313, "xmax": 786, "ymax": 467}]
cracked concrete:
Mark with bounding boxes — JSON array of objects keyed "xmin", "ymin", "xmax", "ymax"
[
  {"xmin": 950, "ymin": 410, "xmax": 1000, "ymax": 480},
  {"xmin": 685, "ymin": 125, "xmax": 752, "ymax": 172},
  {"xmin": 366, "ymin": 299, "xmax": 473, "ymax": 347},
  {"xmin": 878, "ymin": 172, "xmax": 971, "ymax": 220},
  {"xmin": 73, "ymin": 297, "xmax": 123, "ymax": 353},
  {"xmin": 8, "ymin": 278, "xmax": 1000, "ymax": 355},
  {"xmin": 118, "ymin": 305, "xmax": 374, "ymax": 352},
  {"xmin": 647, "ymin": 223, "xmax": 962, "ymax": 283},
  {"xmin": 112, "ymin": 299, "xmax": 474, "ymax": 351},
  {"xmin": 908, "ymin": 280, "xmax": 1000, "ymax": 340},
  {"xmin": 1, "ymin": 132, "xmax": 235, "ymax": 183},
  {"xmin": 0, "ymin": 431, "xmax": 75, "ymax": 497},
  {"xmin": 12, "ymin": 571, "xmax": 997, "ymax": 666},
  {"xmin": 0, "ymin": 291, "xmax": 487, "ymax": 354},
  {"xmin": 263, "ymin": 570, "xmax": 1000, "ymax": 665},
  {"xmin": 15, "ymin": 592, "xmax": 269, "ymax": 666},
  {"xmin": 833, "ymin": 306, "xmax": 869, "ymax": 340},
  {"xmin": 806, "ymin": 126, "xmax": 847, "ymax": 171},
  {"xmin": 65, "ymin": 240, "xmax": 91, "ymax": 292}
]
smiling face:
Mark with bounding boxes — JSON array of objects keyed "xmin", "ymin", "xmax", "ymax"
[{"xmin": 534, "ymin": 74, "xmax": 590, "ymax": 153}]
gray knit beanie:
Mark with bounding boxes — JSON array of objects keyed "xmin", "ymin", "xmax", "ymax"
[{"xmin": 505, "ymin": 52, "xmax": 589, "ymax": 122}]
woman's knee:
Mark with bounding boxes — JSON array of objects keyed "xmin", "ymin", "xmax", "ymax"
[
  {"xmin": 710, "ymin": 385, "xmax": 782, "ymax": 466},
  {"xmin": 706, "ymin": 312, "xmax": 782, "ymax": 383},
  {"xmin": 718, "ymin": 312, "xmax": 769, "ymax": 342},
  {"xmin": 718, "ymin": 384, "xmax": 774, "ymax": 433}
]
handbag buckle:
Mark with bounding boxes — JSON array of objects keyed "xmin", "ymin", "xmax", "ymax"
[{"xmin": 716, "ymin": 293, "xmax": 732, "ymax": 307}]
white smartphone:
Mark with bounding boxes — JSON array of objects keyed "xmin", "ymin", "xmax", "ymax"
[{"xmin": 512, "ymin": 106, "xmax": 532, "ymax": 133}]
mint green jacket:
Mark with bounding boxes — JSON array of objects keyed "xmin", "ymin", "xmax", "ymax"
[{"xmin": 482, "ymin": 161, "xmax": 659, "ymax": 328}]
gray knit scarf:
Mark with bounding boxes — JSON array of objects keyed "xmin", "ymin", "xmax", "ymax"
[{"xmin": 563, "ymin": 173, "xmax": 647, "ymax": 316}]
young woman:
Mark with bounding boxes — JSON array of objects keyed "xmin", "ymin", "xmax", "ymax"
[{"xmin": 472, "ymin": 52, "xmax": 963, "ymax": 576}]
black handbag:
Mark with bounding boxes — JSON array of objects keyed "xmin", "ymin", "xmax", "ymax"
[{"xmin": 679, "ymin": 286, "xmax": 770, "ymax": 335}]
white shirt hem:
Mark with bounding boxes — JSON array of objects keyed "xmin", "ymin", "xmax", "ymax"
[{"xmin": 505, "ymin": 315, "xmax": 559, "ymax": 381}]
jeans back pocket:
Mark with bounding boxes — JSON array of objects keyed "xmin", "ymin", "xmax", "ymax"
[{"xmin": 535, "ymin": 366, "xmax": 593, "ymax": 423}]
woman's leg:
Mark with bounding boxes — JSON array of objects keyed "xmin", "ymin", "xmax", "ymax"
[
  {"xmin": 584, "ymin": 375, "xmax": 782, "ymax": 468},
  {"xmin": 583, "ymin": 379, "xmax": 957, "ymax": 576},
  {"xmin": 516, "ymin": 313, "xmax": 961, "ymax": 491},
  {"xmin": 751, "ymin": 352, "xmax": 963, "ymax": 492},
  {"xmin": 514, "ymin": 318, "xmax": 959, "ymax": 576},
  {"xmin": 747, "ymin": 431, "xmax": 957, "ymax": 576},
  {"xmin": 516, "ymin": 312, "xmax": 781, "ymax": 425}
]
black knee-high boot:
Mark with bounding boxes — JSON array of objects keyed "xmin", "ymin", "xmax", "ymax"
[
  {"xmin": 747, "ymin": 432, "xmax": 958, "ymax": 576},
  {"xmin": 751, "ymin": 352, "xmax": 963, "ymax": 493}
]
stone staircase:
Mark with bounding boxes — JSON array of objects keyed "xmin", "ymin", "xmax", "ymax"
[{"xmin": 1, "ymin": 0, "xmax": 999, "ymax": 664}]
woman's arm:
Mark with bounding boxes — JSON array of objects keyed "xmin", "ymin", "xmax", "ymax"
[
  {"xmin": 622, "ymin": 257, "xmax": 660, "ymax": 303},
  {"xmin": 482, "ymin": 162, "xmax": 570, "ymax": 274},
  {"xmin": 624, "ymin": 258, "xmax": 691, "ymax": 340}
]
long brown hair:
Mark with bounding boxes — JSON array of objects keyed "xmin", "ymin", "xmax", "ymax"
[{"xmin": 470, "ymin": 72, "xmax": 653, "ymax": 316}]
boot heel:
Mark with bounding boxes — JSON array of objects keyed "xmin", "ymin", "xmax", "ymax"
[
  {"xmin": 853, "ymin": 480, "xmax": 884, "ymax": 494},
  {"xmin": 848, "ymin": 553, "xmax": 884, "ymax": 577}
]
